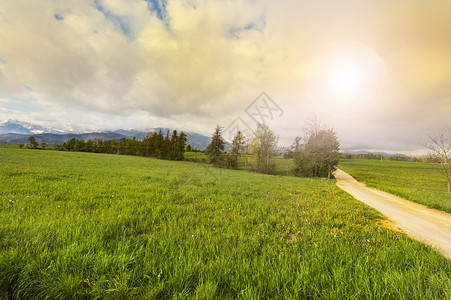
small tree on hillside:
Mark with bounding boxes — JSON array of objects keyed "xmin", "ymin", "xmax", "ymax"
[
  {"xmin": 424, "ymin": 127, "xmax": 451, "ymax": 192},
  {"xmin": 249, "ymin": 123, "xmax": 278, "ymax": 174},
  {"xmin": 206, "ymin": 125, "xmax": 225, "ymax": 167}
]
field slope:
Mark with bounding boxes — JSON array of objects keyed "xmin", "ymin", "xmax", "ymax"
[
  {"xmin": 1, "ymin": 149, "xmax": 450, "ymax": 299},
  {"xmin": 339, "ymin": 159, "xmax": 451, "ymax": 213}
]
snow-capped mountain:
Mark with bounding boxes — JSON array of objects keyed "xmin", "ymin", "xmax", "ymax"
[
  {"xmin": 0, "ymin": 119, "xmax": 213, "ymax": 149},
  {"xmin": 0, "ymin": 119, "xmax": 69, "ymax": 135}
]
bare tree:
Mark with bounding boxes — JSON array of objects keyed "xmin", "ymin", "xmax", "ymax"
[
  {"xmin": 303, "ymin": 115, "xmax": 324, "ymax": 141},
  {"xmin": 291, "ymin": 136, "xmax": 302, "ymax": 152},
  {"xmin": 424, "ymin": 127, "xmax": 451, "ymax": 192},
  {"xmin": 293, "ymin": 117, "xmax": 340, "ymax": 179}
]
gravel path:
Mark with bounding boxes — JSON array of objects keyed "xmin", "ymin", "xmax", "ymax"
[{"xmin": 335, "ymin": 168, "xmax": 451, "ymax": 260}]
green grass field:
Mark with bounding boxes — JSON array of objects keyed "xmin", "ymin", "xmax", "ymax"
[
  {"xmin": 184, "ymin": 152, "xmax": 294, "ymax": 176},
  {"xmin": 339, "ymin": 159, "xmax": 451, "ymax": 213},
  {"xmin": 1, "ymin": 149, "xmax": 450, "ymax": 299}
]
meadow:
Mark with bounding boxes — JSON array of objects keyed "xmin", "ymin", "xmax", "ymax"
[
  {"xmin": 0, "ymin": 148, "xmax": 450, "ymax": 299},
  {"xmin": 184, "ymin": 151, "xmax": 293, "ymax": 176},
  {"xmin": 339, "ymin": 159, "xmax": 451, "ymax": 213}
]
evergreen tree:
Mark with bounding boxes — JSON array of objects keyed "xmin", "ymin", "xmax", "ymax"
[
  {"xmin": 126, "ymin": 137, "xmax": 138, "ymax": 156},
  {"xmin": 176, "ymin": 131, "xmax": 188, "ymax": 160},
  {"xmin": 155, "ymin": 130, "xmax": 164, "ymax": 158},
  {"xmin": 74, "ymin": 139, "xmax": 86, "ymax": 152},
  {"xmin": 162, "ymin": 130, "xmax": 171, "ymax": 159},
  {"xmin": 170, "ymin": 130, "xmax": 179, "ymax": 160},
  {"xmin": 206, "ymin": 125, "xmax": 225, "ymax": 167},
  {"xmin": 65, "ymin": 138, "xmax": 76, "ymax": 151},
  {"xmin": 118, "ymin": 137, "xmax": 127, "ymax": 155},
  {"xmin": 86, "ymin": 139, "xmax": 95, "ymax": 152}
]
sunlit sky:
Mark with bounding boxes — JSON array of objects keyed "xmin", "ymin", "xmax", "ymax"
[{"xmin": 1, "ymin": 0, "xmax": 451, "ymax": 153}]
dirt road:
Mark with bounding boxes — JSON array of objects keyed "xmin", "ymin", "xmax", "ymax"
[{"xmin": 335, "ymin": 168, "xmax": 451, "ymax": 260}]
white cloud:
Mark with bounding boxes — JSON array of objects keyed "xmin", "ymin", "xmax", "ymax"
[{"xmin": 0, "ymin": 0, "xmax": 276, "ymax": 120}]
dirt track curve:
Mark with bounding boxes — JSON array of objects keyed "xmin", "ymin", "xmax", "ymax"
[{"xmin": 335, "ymin": 168, "xmax": 451, "ymax": 260}]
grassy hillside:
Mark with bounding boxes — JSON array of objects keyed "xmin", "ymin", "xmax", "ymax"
[
  {"xmin": 0, "ymin": 149, "xmax": 450, "ymax": 299},
  {"xmin": 339, "ymin": 159, "xmax": 451, "ymax": 213}
]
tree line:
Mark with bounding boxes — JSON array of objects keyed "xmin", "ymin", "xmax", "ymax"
[
  {"xmin": 25, "ymin": 118, "xmax": 342, "ymax": 178},
  {"xmin": 25, "ymin": 130, "xmax": 188, "ymax": 161},
  {"xmin": 340, "ymin": 152, "xmax": 441, "ymax": 163},
  {"xmin": 341, "ymin": 152, "xmax": 411, "ymax": 161},
  {"xmin": 205, "ymin": 117, "xmax": 341, "ymax": 178},
  {"xmin": 23, "ymin": 122, "xmax": 451, "ymax": 191}
]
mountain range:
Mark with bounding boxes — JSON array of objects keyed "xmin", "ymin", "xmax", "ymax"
[{"xmin": 0, "ymin": 119, "xmax": 212, "ymax": 149}]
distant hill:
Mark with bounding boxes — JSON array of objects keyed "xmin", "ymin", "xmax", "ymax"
[
  {"xmin": 342, "ymin": 149, "xmax": 410, "ymax": 158},
  {"xmin": 0, "ymin": 119, "xmax": 213, "ymax": 149}
]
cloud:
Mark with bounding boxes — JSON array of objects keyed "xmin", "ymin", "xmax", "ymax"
[{"xmin": 0, "ymin": 0, "xmax": 275, "ymax": 120}]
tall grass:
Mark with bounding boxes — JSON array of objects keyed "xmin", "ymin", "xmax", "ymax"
[
  {"xmin": 0, "ymin": 149, "xmax": 450, "ymax": 299},
  {"xmin": 339, "ymin": 159, "xmax": 451, "ymax": 213}
]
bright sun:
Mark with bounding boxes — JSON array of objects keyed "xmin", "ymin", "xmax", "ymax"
[
  {"xmin": 328, "ymin": 63, "xmax": 363, "ymax": 95},
  {"xmin": 309, "ymin": 41, "xmax": 386, "ymax": 114}
]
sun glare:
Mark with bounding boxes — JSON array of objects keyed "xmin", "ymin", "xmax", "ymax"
[
  {"xmin": 328, "ymin": 63, "xmax": 363, "ymax": 95},
  {"xmin": 309, "ymin": 41, "xmax": 386, "ymax": 115}
]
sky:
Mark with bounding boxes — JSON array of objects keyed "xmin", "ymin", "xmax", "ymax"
[{"xmin": 1, "ymin": 0, "xmax": 451, "ymax": 153}]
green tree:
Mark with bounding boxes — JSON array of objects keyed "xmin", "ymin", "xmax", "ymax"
[
  {"xmin": 154, "ymin": 130, "xmax": 164, "ymax": 158},
  {"xmin": 249, "ymin": 123, "xmax": 278, "ymax": 174},
  {"xmin": 27, "ymin": 136, "xmax": 38, "ymax": 149},
  {"xmin": 86, "ymin": 139, "xmax": 95, "ymax": 152},
  {"xmin": 206, "ymin": 125, "xmax": 225, "ymax": 167},
  {"xmin": 64, "ymin": 138, "xmax": 76, "ymax": 151},
  {"xmin": 161, "ymin": 130, "xmax": 172, "ymax": 159},
  {"xmin": 139, "ymin": 132, "xmax": 155, "ymax": 157},
  {"xmin": 126, "ymin": 137, "xmax": 138, "ymax": 156},
  {"xmin": 228, "ymin": 131, "xmax": 246, "ymax": 169},
  {"xmin": 95, "ymin": 138, "xmax": 104, "ymax": 153},
  {"xmin": 117, "ymin": 137, "xmax": 127, "ymax": 155},
  {"xmin": 74, "ymin": 139, "xmax": 86, "ymax": 152},
  {"xmin": 176, "ymin": 131, "xmax": 188, "ymax": 160},
  {"xmin": 169, "ymin": 130, "xmax": 179, "ymax": 160}
]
